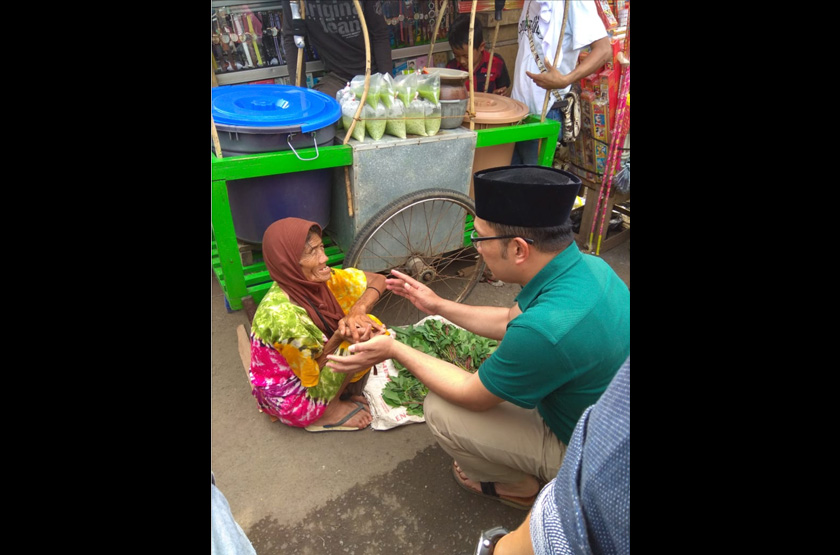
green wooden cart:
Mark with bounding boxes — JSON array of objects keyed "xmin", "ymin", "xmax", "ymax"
[{"xmin": 211, "ymin": 115, "xmax": 559, "ymax": 325}]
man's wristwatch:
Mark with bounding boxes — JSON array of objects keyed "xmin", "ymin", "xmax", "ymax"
[{"xmin": 474, "ymin": 526, "xmax": 510, "ymax": 555}]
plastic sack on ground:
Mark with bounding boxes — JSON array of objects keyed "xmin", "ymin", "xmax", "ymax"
[
  {"xmin": 363, "ymin": 357, "xmax": 426, "ymax": 430},
  {"xmin": 363, "ymin": 315, "xmax": 474, "ymax": 430}
]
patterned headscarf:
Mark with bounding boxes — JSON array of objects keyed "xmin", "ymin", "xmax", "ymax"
[{"xmin": 261, "ymin": 218, "xmax": 344, "ymax": 335}]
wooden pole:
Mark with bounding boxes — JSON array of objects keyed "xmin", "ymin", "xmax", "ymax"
[
  {"xmin": 484, "ymin": 19, "xmax": 500, "ymax": 93},
  {"xmin": 343, "ymin": 0, "xmax": 371, "ymax": 146},
  {"xmin": 539, "ymin": 4, "xmax": 569, "ymax": 122},
  {"xmin": 536, "ymin": 1, "xmax": 570, "ymax": 164},
  {"xmin": 467, "ymin": 0, "xmax": 477, "ymax": 131},
  {"xmin": 211, "ymin": 114, "xmax": 223, "ymax": 159},
  {"xmin": 341, "ymin": 0, "xmax": 372, "ymax": 217},
  {"xmin": 295, "ymin": 0, "xmax": 306, "ymax": 87},
  {"xmin": 427, "ymin": 1, "xmax": 448, "ymax": 65}
]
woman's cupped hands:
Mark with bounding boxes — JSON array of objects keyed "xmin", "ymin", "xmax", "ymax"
[{"xmin": 337, "ymin": 313, "xmax": 388, "ymax": 343}]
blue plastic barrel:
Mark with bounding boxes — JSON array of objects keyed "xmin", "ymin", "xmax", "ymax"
[{"xmin": 212, "ymin": 85, "xmax": 341, "ymax": 243}]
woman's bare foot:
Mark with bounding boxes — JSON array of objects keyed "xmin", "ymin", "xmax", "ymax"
[
  {"xmin": 453, "ymin": 461, "xmax": 539, "ymax": 499},
  {"xmin": 311, "ymin": 399, "xmax": 372, "ymax": 429}
]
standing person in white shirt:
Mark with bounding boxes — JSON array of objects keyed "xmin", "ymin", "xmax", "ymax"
[{"xmin": 511, "ymin": 1, "xmax": 612, "ymax": 165}]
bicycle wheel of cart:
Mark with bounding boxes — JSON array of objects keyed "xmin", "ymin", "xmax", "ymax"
[{"xmin": 343, "ymin": 189, "xmax": 486, "ymax": 327}]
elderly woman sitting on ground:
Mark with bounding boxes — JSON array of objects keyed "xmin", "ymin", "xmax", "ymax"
[{"xmin": 248, "ymin": 217, "xmax": 387, "ymax": 432}]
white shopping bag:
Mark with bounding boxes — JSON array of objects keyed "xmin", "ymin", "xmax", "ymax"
[{"xmin": 363, "ymin": 356, "xmax": 426, "ymax": 431}]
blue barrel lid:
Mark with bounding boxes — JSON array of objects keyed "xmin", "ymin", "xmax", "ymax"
[{"xmin": 211, "ymin": 84, "xmax": 340, "ymax": 133}]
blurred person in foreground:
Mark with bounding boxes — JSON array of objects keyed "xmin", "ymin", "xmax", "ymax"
[
  {"xmin": 478, "ymin": 356, "xmax": 630, "ymax": 554},
  {"xmin": 326, "ymin": 165, "xmax": 630, "ymax": 508},
  {"xmin": 212, "ymin": 472, "xmax": 257, "ymax": 555}
]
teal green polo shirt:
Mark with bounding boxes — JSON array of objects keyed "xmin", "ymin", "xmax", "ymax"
[{"xmin": 478, "ymin": 242, "xmax": 630, "ymax": 444}]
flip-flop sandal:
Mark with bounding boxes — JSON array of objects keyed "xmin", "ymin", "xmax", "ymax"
[
  {"xmin": 305, "ymin": 401, "xmax": 369, "ymax": 433},
  {"xmin": 450, "ymin": 462, "xmax": 537, "ymax": 511}
]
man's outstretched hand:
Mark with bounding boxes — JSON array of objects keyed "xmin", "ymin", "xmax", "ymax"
[{"xmin": 385, "ymin": 269, "xmax": 442, "ymax": 316}]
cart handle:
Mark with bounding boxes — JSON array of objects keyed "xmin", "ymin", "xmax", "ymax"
[{"xmin": 286, "ymin": 132, "xmax": 320, "ymax": 161}]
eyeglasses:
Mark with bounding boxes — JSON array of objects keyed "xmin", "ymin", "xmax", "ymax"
[{"xmin": 470, "ymin": 230, "xmax": 534, "ymax": 245}]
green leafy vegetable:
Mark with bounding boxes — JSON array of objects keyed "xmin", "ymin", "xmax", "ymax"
[{"xmin": 381, "ymin": 319, "xmax": 498, "ymax": 416}]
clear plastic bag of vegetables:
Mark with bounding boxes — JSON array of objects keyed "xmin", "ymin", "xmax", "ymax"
[
  {"xmin": 416, "ymin": 72, "xmax": 441, "ymax": 105},
  {"xmin": 405, "ymin": 97, "xmax": 429, "ymax": 137},
  {"xmin": 385, "ymin": 98, "xmax": 407, "ymax": 139},
  {"xmin": 394, "ymin": 73, "xmax": 418, "ymax": 109},
  {"xmin": 380, "ymin": 72, "xmax": 395, "ymax": 109},
  {"xmin": 424, "ymin": 100, "xmax": 442, "ymax": 137},
  {"xmin": 365, "ymin": 101, "xmax": 388, "ymax": 141},
  {"xmin": 350, "ymin": 73, "xmax": 383, "ymax": 109},
  {"xmin": 335, "ymin": 84, "xmax": 355, "ymax": 130},
  {"xmin": 340, "ymin": 95, "xmax": 366, "ymax": 142}
]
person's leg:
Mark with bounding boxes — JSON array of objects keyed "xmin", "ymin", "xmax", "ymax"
[
  {"xmin": 307, "ymin": 364, "xmax": 372, "ymax": 428},
  {"xmin": 341, "ymin": 370, "xmax": 370, "ymax": 406},
  {"xmin": 424, "ymin": 391, "xmax": 566, "ymax": 487},
  {"xmin": 510, "ymin": 107, "xmax": 563, "ymax": 166},
  {"xmin": 320, "ymin": 369, "xmax": 372, "ymax": 427},
  {"xmin": 212, "ymin": 474, "xmax": 257, "ymax": 555},
  {"xmin": 511, "ymin": 139, "xmax": 540, "ymax": 166}
]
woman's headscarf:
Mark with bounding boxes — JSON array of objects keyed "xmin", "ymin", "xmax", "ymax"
[{"xmin": 262, "ymin": 218, "xmax": 344, "ymax": 336}]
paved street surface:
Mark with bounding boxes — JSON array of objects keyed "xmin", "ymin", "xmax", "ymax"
[{"xmin": 211, "ymin": 240, "xmax": 629, "ymax": 554}]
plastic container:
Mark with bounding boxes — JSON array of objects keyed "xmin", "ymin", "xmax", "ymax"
[
  {"xmin": 424, "ymin": 67, "xmax": 469, "ymax": 100},
  {"xmin": 211, "ymin": 85, "xmax": 341, "ymax": 243},
  {"xmin": 462, "ymin": 93, "xmax": 530, "ymax": 197},
  {"xmin": 440, "ymin": 98, "xmax": 469, "ymax": 129}
]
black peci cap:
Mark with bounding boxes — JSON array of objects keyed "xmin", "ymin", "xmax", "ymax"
[{"xmin": 473, "ymin": 165, "xmax": 582, "ymax": 227}]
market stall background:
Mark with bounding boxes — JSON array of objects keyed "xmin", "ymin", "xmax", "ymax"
[{"xmin": 211, "ymin": 2, "xmax": 630, "ymax": 552}]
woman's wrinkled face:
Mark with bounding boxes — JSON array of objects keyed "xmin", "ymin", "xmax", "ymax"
[{"xmin": 299, "ymin": 233, "xmax": 331, "ymax": 283}]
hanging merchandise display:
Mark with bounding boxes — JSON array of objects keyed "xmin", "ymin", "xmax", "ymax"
[
  {"xmin": 582, "ymin": 2, "xmax": 630, "ymax": 255},
  {"xmin": 212, "ymin": 1, "xmax": 459, "ymax": 86},
  {"xmin": 588, "ymin": 62, "xmax": 629, "ymax": 255}
]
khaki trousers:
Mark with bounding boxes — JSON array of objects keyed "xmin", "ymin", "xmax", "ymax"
[{"xmin": 424, "ymin": 391, "xmax": 567, "ymax": 485}]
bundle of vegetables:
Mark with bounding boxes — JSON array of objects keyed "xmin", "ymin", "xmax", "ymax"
[{"xmin": 382, "ymin": 319, "xmax": 498, "ymax": 416}]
